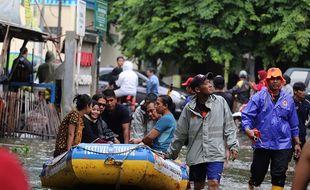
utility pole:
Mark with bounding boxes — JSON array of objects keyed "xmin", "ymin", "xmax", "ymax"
[
  {"xmin": 57, "ymin": 0, "xmax": 62, "ymax": 49},
  {"xmin": 39, "ymin": 0, "xmax": 45, "ymax": 61}
]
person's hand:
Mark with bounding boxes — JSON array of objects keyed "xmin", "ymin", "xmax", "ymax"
[
  {"xmin": 129, "ymin": 138, "xmax": 134, "ymax": 144},
  {"xmin": 114, "ymin": 138, "xmax": 120, "ymax": 144},
  {"xmin": 294, "ymin": 144, "xmax": 302, "ymax": 158},
  {"xmin": 162, "ymin": 153, "xmax": 169, "ymax": 159},
  {"xmin": 230, "ymin": 149, "xmax": 238, "ymax": 161},
  {"xmin": 129, "ymin": 138, "xmax": 142, "ymax": 144},
  {"xmin": 245, "ymin": 128, "xmax": 254, "ymax": 139}
]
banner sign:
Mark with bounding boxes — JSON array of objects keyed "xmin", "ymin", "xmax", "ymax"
[
  {"xmin": 24, "ymin": 0, "xmax": 33, "ymax": 27},
  {"xmin": 95, "ymin": 0, "xmax": 108, "ymax": 32},
  {"xmin": 30, "ymin": 0, "xmax": 76, "ymax": 6},
  {"xmin": 76, "ymin": 0, "xmax": 86, "ymax": 36}
]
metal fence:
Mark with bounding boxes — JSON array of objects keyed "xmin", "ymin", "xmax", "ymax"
[{"xmin": 0, "ymin": 88, "xmax": 60, "ymax": 139}]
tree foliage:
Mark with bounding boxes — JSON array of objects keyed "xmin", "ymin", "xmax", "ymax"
[{"xmin": 108, "ymin": 0, "xmax": 310, "ymax": 67}]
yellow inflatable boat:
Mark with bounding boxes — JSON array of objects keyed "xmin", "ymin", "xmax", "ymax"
[{"xmin": 40, "ymin": 143, "xmax": 189, "ymax": 190}]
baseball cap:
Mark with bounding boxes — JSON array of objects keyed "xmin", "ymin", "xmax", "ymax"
[
  {"xmin": 190, "ymin": 72, "xmax": 214, "ymax": 90},
  {"xmin": 181, "ymin": 77, "xmax": 193, "ymax": 87},
  {"xmin": 266, "ymin": 67, "xmax": 284, "ymax": 82}
]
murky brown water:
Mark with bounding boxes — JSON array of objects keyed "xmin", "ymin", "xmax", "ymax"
[{"xmin": 0, "ymin": 133, "xmax": 301, "ymax": 190}]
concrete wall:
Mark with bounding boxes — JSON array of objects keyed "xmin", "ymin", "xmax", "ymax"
[{"xmin": 101, "ymin": 25, "xmax": 123, "ymax": 67}]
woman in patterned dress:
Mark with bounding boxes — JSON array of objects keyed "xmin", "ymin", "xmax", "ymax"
[{"xmin": 53, "ymin": 94, "xmax": 92, "ymax": 157}]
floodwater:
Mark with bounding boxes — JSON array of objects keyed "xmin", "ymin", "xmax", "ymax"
[{"xmin": 0, "ymin": 133, "xmax": 301, "ymax": 190}]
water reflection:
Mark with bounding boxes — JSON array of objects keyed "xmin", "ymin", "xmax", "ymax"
[
  {"xmin": 0, "ymin": 133, "xmax": 298, "ymax": 190},
  {"xmin": 0, "ymin": 138, "xmax": 54, "ymax": 190}
]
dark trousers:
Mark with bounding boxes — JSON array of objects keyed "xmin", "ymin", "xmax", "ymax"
[{"xmin": 249, "ymin": 148, "xmax": 292, "ymax": 187}]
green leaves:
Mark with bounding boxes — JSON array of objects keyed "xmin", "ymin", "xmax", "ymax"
[
  {"xmin": 296, "ymin": 29, "xmax": 310, "ymax": 47},
  {"xmin": 108, "ymin": 0, "xmax": 310, "ymax": 67}
]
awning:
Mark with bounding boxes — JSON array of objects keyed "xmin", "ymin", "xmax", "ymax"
[{"xmin": 0, "ymin": 20, "xmax": 49, "ymax": 42}]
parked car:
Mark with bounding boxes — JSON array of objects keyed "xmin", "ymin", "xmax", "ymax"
[
  {"xmin": 284, "ymin": 67, "xmax": 310, "ymax": 97},
  {"xmin": 98, "ymin": 67, "xmax": 187, "ymax": 118}
]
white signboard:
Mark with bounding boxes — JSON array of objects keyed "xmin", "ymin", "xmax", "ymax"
[
  {"xmin": 154, "ymin": 155, "xmax": 182, "ymax": 182},
  {"xmin": 76, "ymin": 0, "xmax": 86, "ymax": 37}
]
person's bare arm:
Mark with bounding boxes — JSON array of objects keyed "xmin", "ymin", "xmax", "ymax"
[
  {"xmin": 122, "ymin": 123, "xmax": 130, "ymax": 143},
  {"xmin": 142, "ymin": 129, "xmax": 160, "ymax": 147},
  {"xmin": 67, "ymin": 124, "xmax": 75, "ymax": 150},
  {"xmin": 292, "ymin": 141, "xmax": 310, "ymax": 190}
]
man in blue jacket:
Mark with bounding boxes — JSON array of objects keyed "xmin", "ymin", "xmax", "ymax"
[
  {"xmin": 242, "ymin": 67, "xmax": 302, "ymax": 190},
  {"xmin": 146, "ymin": 68, "xmax": 159, "ymax": 96}
]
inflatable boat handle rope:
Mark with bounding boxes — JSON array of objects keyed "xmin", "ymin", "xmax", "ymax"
[
  {"xmin": 75, "ymin": 144, "xmax": 166, "ymax": 157},
  {"xmin": 48, "ymin": 144, "xmax": 165, "ymax": 167},
  {"xmin": 75, "ymin": 144, "xmax": 159, "ymax": 190}
]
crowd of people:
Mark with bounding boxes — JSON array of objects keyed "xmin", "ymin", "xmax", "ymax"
[{"xmin": 51, "ymin": 57, "xmax": 310, "ymax": 190}]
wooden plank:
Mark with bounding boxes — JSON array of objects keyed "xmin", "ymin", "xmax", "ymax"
[
  {"xmin": 7, "ymin": 92, "xmax": 16, "ymax": 136},
  {"xmin": 3, "ymin": 91, "xmax": 9, "ymax": 136}
]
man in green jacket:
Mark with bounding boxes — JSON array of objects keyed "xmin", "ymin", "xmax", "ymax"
[{"xmin": 166, "ymin": 73, "xmax": 239, "ymax": 190}]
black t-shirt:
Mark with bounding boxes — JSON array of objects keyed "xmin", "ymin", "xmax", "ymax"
[
  {"xmin": 82, "ymin": 117, "xmax": 99, "ymax": 143},
  {"xmin": 295, "ymin": 99, "xmax": 310, "ymax": 144},
  {"xmin": 108, "ymin": 67, "xmax": 123, "ymax": 86},
  {"xmin": 82, "ymin": 117, "xmax": 115, "ymax": 143},
  {"xmin": 195, "ymin": 100, "xmax": 211, "ymax": 118},
  {"xmin": 213, "ymin": 91, "xmax": 233, "ymax": 111},
  {"xmin": 101, "ymin": 104, "xmax": 130, "ymax": 143}
]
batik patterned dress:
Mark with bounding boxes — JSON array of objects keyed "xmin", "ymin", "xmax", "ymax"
[{"xmin": 53, "ymin": 110, "xmax": 84, "ymax": 157}]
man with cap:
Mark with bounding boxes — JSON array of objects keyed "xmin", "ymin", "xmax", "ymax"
[
  {"xmin": 166, "ymin": 73, "xmax": 239, "ymax": 190},
  {"xmin": 242, "ymin": 67, "xmax": 301, "ymax": 190},
  {"xmin": 181, "ymin": 76, "xmax": 195, "ymax": 107}
]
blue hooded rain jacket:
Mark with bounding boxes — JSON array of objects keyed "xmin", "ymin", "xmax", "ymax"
[{"xmin": 242, "ymin": 87, "xmax": 299, "ymax": 150}]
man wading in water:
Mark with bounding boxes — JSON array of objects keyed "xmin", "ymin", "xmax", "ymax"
[
  {"xmin": 242, "ymin": 67, "xmax": 301, "ymax": 190},
  {"xmin": 165, "ymin": 73, "xmax": 239, "ymax": 190}
]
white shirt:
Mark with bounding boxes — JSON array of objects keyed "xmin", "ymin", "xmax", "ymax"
[{"xmin": 115, "ymin": 61, "xmax": 138, "ymax": 97}]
